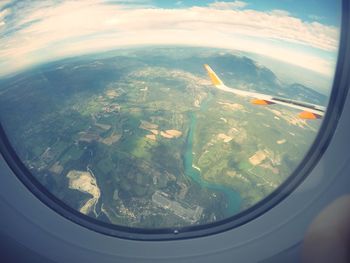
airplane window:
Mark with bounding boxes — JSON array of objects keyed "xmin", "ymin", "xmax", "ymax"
[{"xmin": 0, "ymin": 0, "xmax": 343, "ymax": 237}]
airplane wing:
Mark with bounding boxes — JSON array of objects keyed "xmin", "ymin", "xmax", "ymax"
[{"xmin": 204, "ymin": 64, "xmax": 325, "ymax": 119}]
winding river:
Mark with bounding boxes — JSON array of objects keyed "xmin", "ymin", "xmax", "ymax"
[{"xmin": 183, "ymin": 96, "xmax": 241, "ymax": 217}]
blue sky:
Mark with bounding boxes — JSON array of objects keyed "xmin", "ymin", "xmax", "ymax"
[
  {"xmin": 149, "ymin": 0, "xmax": 341, "ymax": 26},
  {"xmin": 0, "ymin": 0, "xmax": 343, "ymax": 88}
]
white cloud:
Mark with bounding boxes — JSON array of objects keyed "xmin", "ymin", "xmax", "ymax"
[
  {"xmin": 209, "ymin": 1, "xmax": 248, "ymax": 10},
  {"xmin": 269, "ymin": 9, "xmax": 290, "ymax": 16},
  {"xmin": 309, "ymin": 14, "xmax": 324, "ymax": 22},
  {"xmin": 0, "ymin": 8, "xmax": 10, "ymax": 26},
  {"xmin": 0, "ymin": 0, "xmax": 11, "ymax": 10},
  {"xmin": 0, "ymin": 1, "xmax": 340, "ymax": 77}
]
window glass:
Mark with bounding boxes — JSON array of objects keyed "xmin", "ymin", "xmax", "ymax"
[{"xmin": 0, "ymin": 0, "xmax": 342, "ymax": 229}]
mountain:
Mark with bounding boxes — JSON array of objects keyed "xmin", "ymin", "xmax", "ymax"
[
  {"xmin": 129, "ymin": 47, "xmax": 328, "ymax": 106},
  {"xmin": 284, "ymin": 83, "xmax": 328, "ymax": 105}
]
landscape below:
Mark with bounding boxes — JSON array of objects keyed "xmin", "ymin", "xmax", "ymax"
[{"xmin": 0, "ymin": 47, "xmax": 325, "ymax": 229}]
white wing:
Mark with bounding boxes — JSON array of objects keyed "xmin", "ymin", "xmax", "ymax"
[{"xmin": 204, "ymin": 64, "xmax": 325, "ymax": 119}]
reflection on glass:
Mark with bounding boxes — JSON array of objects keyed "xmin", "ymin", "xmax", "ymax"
[{"xmin": 0, "ymin": 0, "xmax": 342, "ymax": 229}]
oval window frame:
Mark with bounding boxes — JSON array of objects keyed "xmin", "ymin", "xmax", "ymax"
[{"xmin": 0, "ymin": 0, "xmax": 349, "ymax": 241}]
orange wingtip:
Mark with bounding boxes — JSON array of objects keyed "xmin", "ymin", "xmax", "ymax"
[
  {"xmin": 251, "ymin": 99, "xmax": 274, "ymax": 105},
  {"xmin": 298, "ymin": 111, "xmax": 321, "ymax": 119}
]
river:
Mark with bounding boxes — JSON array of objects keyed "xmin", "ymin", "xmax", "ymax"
[{"xmin": 183, "ymin": 95, "xmax": 241, "ymax": 217}]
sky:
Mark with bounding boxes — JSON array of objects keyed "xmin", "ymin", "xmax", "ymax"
[
  {"xmin": 152, "ymin": 0, "xmax": 340, "ymax": 26},
  {"xmin": 0, "ymin": 0, "xmax": 342, "ymax": 83}
]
